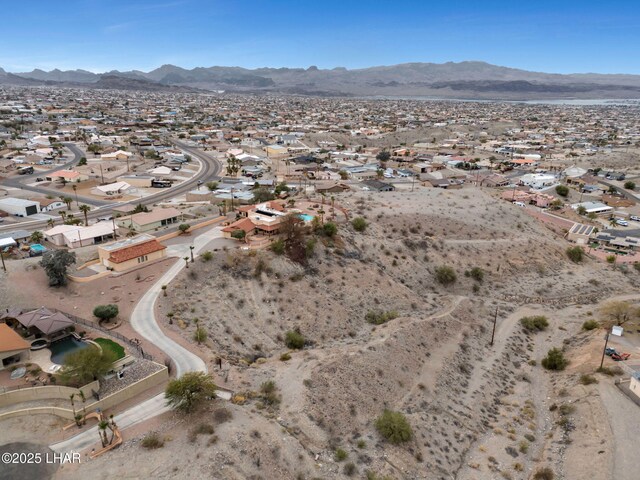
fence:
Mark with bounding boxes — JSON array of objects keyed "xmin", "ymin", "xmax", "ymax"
[
  {"xmin": 35, "ymin": 309, "xmax": 157, "ymax": 363},
  {"xmin": 0, "ymin": 380, "xmax": 99, "ymax": 400}
]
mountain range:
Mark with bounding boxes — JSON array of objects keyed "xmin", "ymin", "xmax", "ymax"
[{"xmin": 3, "ymin": 61, "xmax": 640, "ymax": 99}]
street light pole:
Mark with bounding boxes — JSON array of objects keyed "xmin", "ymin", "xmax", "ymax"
[
  {"xmin": 599, "ymin": 333, "xmax": 610, "ymax": 370},
  {"xmin": 490, "ymin": 306, "xmax": 498, "ymax": 346},
  {"xmin": 190, "ymin": 245, "xmax": 194, "ymax": 263}
]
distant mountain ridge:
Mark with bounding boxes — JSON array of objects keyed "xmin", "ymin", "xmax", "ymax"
[{"xmin": 6, "ymin": 61, "xmax": 640, "ymax": 99}]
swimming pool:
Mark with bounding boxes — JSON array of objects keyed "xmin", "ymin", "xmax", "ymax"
[
  {"xmin": 298, "ymin": 214, "xmax": 314, "ymax": 222},
  {"xmin": 29, "ymin": 244, "xmax": 47, "ymax": 256},
  {"xmin": 50, "ymin": 336, "xmax": 90, "ymax": 365}
]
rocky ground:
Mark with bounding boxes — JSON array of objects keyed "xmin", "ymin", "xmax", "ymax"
[{"xmin": 3, "ymin": 185, "xmax": 640, "ymax": 479}]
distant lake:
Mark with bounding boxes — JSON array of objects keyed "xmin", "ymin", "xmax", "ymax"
[{"xmin": 367, "ymin": 96, "xmax": 640, "ymax": 106}]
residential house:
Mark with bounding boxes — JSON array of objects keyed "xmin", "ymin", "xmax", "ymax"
[
  {"xmin": 361, "ymin": 179, "xmax": 395, "ymax": 192},
  {"xmin": 38, "ymin": 198, "xmax": 66, "ymax": 212},
  {"xmin": 314, "ymin": 182, "xmax": 351, "ymax": 194},
  {"xmin": 98, "ymin": 234, "xmax": 167, "ymax": 272},
  {"xmin": 566, "ymin": 223, "xmax": 595, "ymax": 245},
  {"xmin": 0, "ymin": 323, "xmax": 30, "ymax": 370},
  {"xmin": 44, "ymin": 223, "xmax": 117, "ymax": 248},
  {"xmin": 46, "ymin": 170, "xmax": 87, "ymax": 183},
  {"xmin": 8, "ymin": 307, "xmax": 74, "ymax": 340},
  {"xmin": 116, "ymin": 207, "xmax": 181, "ymax": 232}
]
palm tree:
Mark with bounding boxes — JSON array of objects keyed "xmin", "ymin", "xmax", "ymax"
[
  {"xmin": 79, "ymin": 390, "xmax": 87, "ymax": 425},
  {"xmin": 30, "ymin": 231, "xmax": 44, "ymax": 243},
  {"xmin": 47, "ymin": 218, "xmax": 55, "ymax": 229},
  {"xmin": 98, "ymin": 420, "xmax": 109, "ymax": 447},
  {"xmin": 72, "ymin": 184, "xmax": 79, "ymax": 205},
  {"xmin": 61, "ymin": 196, "xmax": 73, "ymax": 211},
  {"xmin": 59, "ymin": 211, "xmax": 67, "ymax": 222},
  {"xmin": 609, "ymin": 217, "xmax": 618, "ymax": 228},
  {"xmin": 79, "ymin": 204, "xmax": 91, "ymax": 226}
]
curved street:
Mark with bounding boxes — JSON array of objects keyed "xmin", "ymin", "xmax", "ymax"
[
  {"xmin": 0, "ymin": 140, "xmax": 222, "ymax": 233},
  {"xmin": 49, "ymin": 225, "xmax": 226, "ymax": 453}
]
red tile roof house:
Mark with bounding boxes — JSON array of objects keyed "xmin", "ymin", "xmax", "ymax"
[
  {"xmin": 223, "ymin": 201, "xmax": 287, "ymax": 240},
  {"xmin": 98, "ymin": 234, "xmax": 167, "ymax": 272}
]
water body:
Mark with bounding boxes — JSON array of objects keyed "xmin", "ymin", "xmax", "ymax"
[{"xmin": 367, "ymin": 96, "xmax": 640, "ymax": 106}]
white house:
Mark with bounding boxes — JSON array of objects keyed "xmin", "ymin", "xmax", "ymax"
[{"xmin": 0, "ymin": 198, "xmax": 40, "ymax": 217}]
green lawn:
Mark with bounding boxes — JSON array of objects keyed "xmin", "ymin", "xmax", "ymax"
[{"xmin": 94, "ymin": 338, "xmax": 126, "ymax": 360}]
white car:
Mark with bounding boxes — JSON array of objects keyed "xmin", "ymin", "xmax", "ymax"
[{"xmin": 615, "ymin": 219, "xmax": 629, "ymax": 226}]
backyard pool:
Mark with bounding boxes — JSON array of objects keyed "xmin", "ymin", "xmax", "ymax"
[
  {"xmin": 29, "ymin": 244, "xmax": 47, "ymax": 256},
  {"xmin": 50, "ymin": 336, "xmax": 90, "ymax": 365},
  {"xmin": 298, "ymin": 213, "xmax": 314, "ymax": 222}
]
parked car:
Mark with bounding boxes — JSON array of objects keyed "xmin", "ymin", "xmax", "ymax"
[
  {"xmin": 630, "ymin": 215, "xmax": 640, "ymax": 222},
  {"xmin": 615, "ymin": 219, "xmax": 629, "ymax": 226},
  {"xmin": 96, "ymin": 216, "xmax": 113, "ymax": 222},
  {"xmin": 513, "ymin": 201, "xmax": 526, "ymax": 207}
]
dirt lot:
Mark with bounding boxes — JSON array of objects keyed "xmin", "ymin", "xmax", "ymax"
[{"xmin": 4, "ymin": 185, "xmax": 640, "ymax": 479}]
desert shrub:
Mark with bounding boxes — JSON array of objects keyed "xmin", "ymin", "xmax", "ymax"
[
  {"xmin": 178, "ymin": 223, "xmax": 190, "ymax": 234},
  {"xmin": 465, "ymin": 267, "xmax": 484, "ymax": 282},
  {"xmin": 343, "ymin": 462, "xmax": 357, "ymax": 476},
  {"xmin": 279, "ymin": 352, "xmax": 291, "ymax": 361},
  {"xmin": 270, "ymin": 239, "xmax": 285, "ymax": 255},
  {"xmin": 365, "ymin": 310, "xmax": 398, "ymax": 325},
  {"xmin": 582, "ymin": 319, "xmax": 599, "ymax": 331},
  {"xmin": 260, "ymin": 380, "xmax": 280, "ymax": 406},
  {"xmin": 194, "ymin": 423, "xmax": 215, "ymax": 435},
  {"xmin": 520, "ymin": 315, "xmax": 549, "ymax": 332},
  {"xmin": 533, "ymin": 467, "xmax": 555, "ymax": 480},
  {"xmin": 352, "ymin": 217, "xmax": 367, "ymax": 232},
  {"xmin": 200, "ymin": 251, "xmax": 213, "ymax": 262},
  {"xmin": 566, "ymin": 246, "xmax": 584, "ymax": 263},
  {"xmin": 375, "ymin": 409, "xmax": 413, "ymax": 444},
  {"xmin": 141, "ymin": 432, "xmax": 164, "ymax": 449},
  {"xmin": 334, "ymin": 448, "xmax": 348, "ymax": 461},
  {"xmin": 231, "ymin": 229, "xmax": 246, "ymax": 240},
  {"xmin": 597, "ymin": 365, "xmax": 623, "ymax": 376},
  {"xmin": 555, "ymin": 185, "xmax": 569, "ymax": 197},
  {"xmin": 518, "ymin": 440, "xmax": 529, "ymax": 453},
  {"xmin": 434, "ymin": 265, "xmax": 457, "ymax": 285},
  {"xmin": 357, "ymin": 439, "xmax": 366, "ymax": 449},
  {"xmin": 579, "ymin": 374, "xmax": 598, "ymax": 385},
  {"xmin": 285, "ymin": 330, "xmax": 305, "ymax": 349},
  {"xmin": 541, "ymin": 348, "xmax": 568, "ymax": 371},
  {"xmin": 322, "ymin": 222, "xmax": 338, "ymax": 237}
]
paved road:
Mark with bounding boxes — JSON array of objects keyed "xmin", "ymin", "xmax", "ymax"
[
  {"xmin": 0, "ymin": 140, "xmax": 222, "ymax": 233},
  {"xmin": 49, "ymin": 226, "xmax": 226, "ymax": 453},
  {"xmin": 598, "ymin": 382, "xmax": 640, "ymax": 480}
]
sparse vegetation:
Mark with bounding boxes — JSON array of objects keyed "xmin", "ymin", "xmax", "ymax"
[
  {"xmin": 352, "ymin": 217, "xmax": 367, "ymax": 232},
  {"xmin": 541, "ymin": 348, "xmax": 568, "ymax": 371},
  {"xmin": 566, "ymin": 246, "xmax": 584, "ymax": 263},
  {"xmin": 375, "ymin": 409, "xmax": 413, "ymax": 444},
  {"xmin": 365, "ymin": 309, "xmax": 399, "ymax": 325},
  {"xmin": 434, "ymin": 265, "xmax": 457, "ymax": 285},
  {"xmin": 582, "ymin": 319, "xmax": 599, "ymax": 331},
  {"xmin": 520, "ymin": 315, "xmax": 549, "ymax": 332},
  {"xmin": 285, "ymin": 330, "xmax": 305, "ymax": 349},
  {"xmin": 141, "ymin": 432, "xmax": 164, "ymax": 449},
  {"xmin": 165, "ymin": 371, "xmax": 217, "ymax": 413}
]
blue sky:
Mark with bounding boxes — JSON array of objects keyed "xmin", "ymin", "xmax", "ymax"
[{"xmin": 3, "ymin": 0, "xmax": 640, "ymax": 74}]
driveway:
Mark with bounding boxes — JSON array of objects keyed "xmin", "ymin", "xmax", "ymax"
[
  {"xmin": 598, "ymin": 382, "xmax": 640, "ymax": 480},
  {"xmin": 50, "ymin": 226, "xmax": 227, "ymax": 453}
]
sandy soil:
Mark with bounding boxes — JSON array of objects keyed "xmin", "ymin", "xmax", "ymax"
[{"xmin": 5, "ymin": 185, "xmax": 640, "ymax": 480}]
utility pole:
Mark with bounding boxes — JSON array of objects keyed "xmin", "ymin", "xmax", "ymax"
[
  {"xmin": 599, "ymin": 333, "xmax": 610, "ymax": 370},
  {"xmin": 0, "ymin": 249, "xmax": 6, "ymax": 272},
  {"xmin": 190, "ymin": 245, "xmax": 194, "ymax": 263},
  {"xmin": 490, "ymin": 306, "xmax": 498, "ymax": 346}
]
